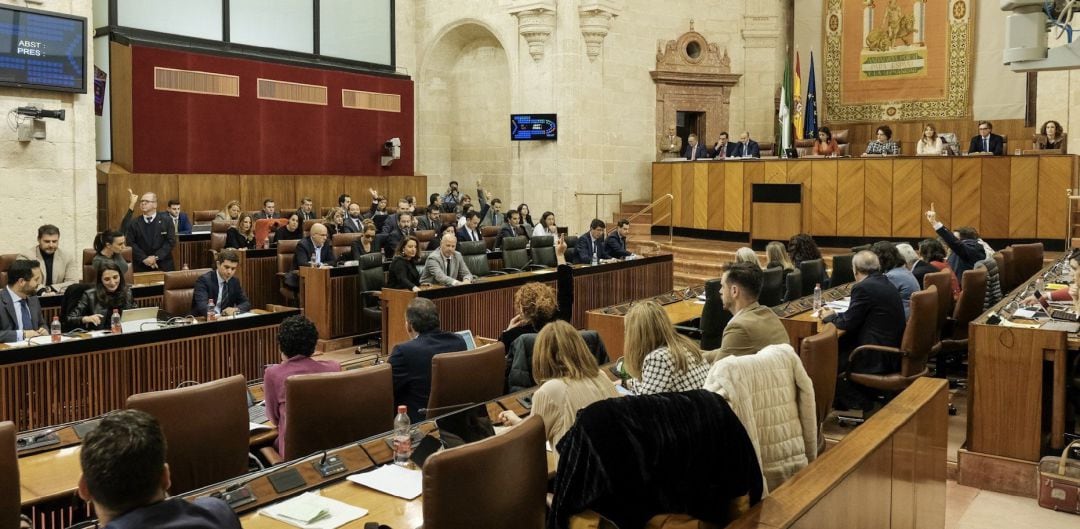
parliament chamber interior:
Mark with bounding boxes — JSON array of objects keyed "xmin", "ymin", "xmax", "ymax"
[{"xmin": 4, "ymin": 1, "xmax": 1080, "ymax": 528}]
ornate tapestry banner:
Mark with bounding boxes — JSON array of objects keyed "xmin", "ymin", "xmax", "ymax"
[{"xmin": 823, "ymin": 0, "xmax": 974, "ymax": 122}]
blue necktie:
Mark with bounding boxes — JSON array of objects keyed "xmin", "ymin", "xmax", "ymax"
[{"xmin": 19, "ymin": 299, "xmax": 32, "ymax": 330}]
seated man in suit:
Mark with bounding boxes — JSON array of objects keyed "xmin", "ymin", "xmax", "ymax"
[
  {"xmin": 420, "ymin": 234, "xmax": 474, "ymax": 286},
  {"xmin": 496, "ymin": 210, "xmax": 528, "ymax": 248},
  {"xmin": 456, "ymin": 211, "xmax": 484, "ymax": 244},
  {"xmin": 704, "ymin": 261, "xmax": 790, "ymax": 362},
  {"xmin": 476, "ymin": 182, "xmax": 505, "ymax": 227},
  {"xmin": 681, "ymin": 133, "xmax": 708, "ymax": 160},
  {"xmin": 925, "ymin": 203, "xmax": 985, "ymax": 282},
  {"xmin": 708, "ymin": 131, "xmax": 736, "ymax": 159},
  {"xmin": 732, "ymin": 131, "xmax": 761, "ymax": 158},
  {"xmin": 605, "ymin": 219, "xmax": 633, "ymax": 259},
  {"xmin": 293, "ymin": 223, "xmax": 335, "ymax": 269},
  {"xmin": 968, "ymin": 121, "xmax": 1005, "ymax": 155},
  {"xmin": 297, "ymin": 196, "xmax": 317, "ymax": 221},
  {"xmin": 342, "ymin": 202, "xmax": 367, "ymax": 233},
  {"xmin": 416, "ymin": 205, "xmax": 443, "ymax": 232},
  {"xmin": 380, "ymin": 198, "xmax": 413, "ymax": 235},
  {"xmin": 389, "ymin": 298, "xmax": 468, "ymax": 421},
  {"xmin": 125, "ymin": 192, "xmax": 175, "ymax": 272},
  {"xmin": 192, "ymin": 250, "xmax": 252, "ymax": 317},
  {"xmin": 165, "ymin": 199, "xmax": 192, "ymax": 236},
  {"xmin": 19, "ymin": 224, "xmax": 80, "ymax": 293},
  {"xmin": 252, "ymin": 198, "xmax": 280, "ymax": 220},
  {"xmin": 77, "ymin": 409, "xmax": 241, "ymax": 528},
  {"xmin": 575, "ymin": 219, "xmax": 613, "ymax": 264},
  {"xmin": 818, "ymin": 251, "xmax": 906, "ymax": 410},
  {"xmin": 384, "ymin": 211, "xmax": 414, "ymax": 259},
  {"xmin": 0, "ymin": 259, "xmax": 45, "ymax": 342}
]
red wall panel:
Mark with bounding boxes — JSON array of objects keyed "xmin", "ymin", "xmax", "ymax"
[{"xmin": 129, "ymin": 45, "xmax": 414, "ymax": 175}]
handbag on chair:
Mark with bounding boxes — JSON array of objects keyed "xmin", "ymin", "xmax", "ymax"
[{"xmin": 1038, "ymin": 439, "xmax": 1080, "ymax": 513}]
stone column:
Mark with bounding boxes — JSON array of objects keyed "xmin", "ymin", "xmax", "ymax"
[{"xmin": 740, "ymin": 13, "xmax": 781, "ymax": 141}]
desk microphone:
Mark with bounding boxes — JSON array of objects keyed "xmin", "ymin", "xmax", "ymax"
[{"xmin": 417, "ymin": 402, "xmax": 477, "ymax": 417}]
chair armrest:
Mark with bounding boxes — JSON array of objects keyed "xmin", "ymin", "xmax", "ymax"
[
  {"xmin": 360, "ymin": 290, "xmax": 382, "ymax": 299},
  {"xmin": 482, "ymin": 270, "xmax": 508, "ymax": 276},
  {"xmin": 501, "ymin": 267, "xmax": 524, "ymax": 274},
  {"xmin": 259, "ymin": 446, "xmax": 284, "ymax": 466},
  {"xmin": 847, "ymin": 344, "xmax": 907, "ymax": 376},
  {"xmin": 524, "ymin": 264, "xmax": 548, "ymax": 271}
]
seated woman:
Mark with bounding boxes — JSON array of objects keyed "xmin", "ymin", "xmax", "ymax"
[
  {"xmin": 388, "ymin": 236, "xmax": 422, "ymax": 292},
  {"xmin": 734, "ymin": 247, "xmax": 761, "ymax": 270},
  {"xmin": 499, "ymin": 238, "xmax": 573, "ymax": 352},
  {"xmin": 215, "ymin": 200, "xmax": 242, "ymax": 221},
  {"xmin": 863, "ymin": 125, "xmax": 900, "ymax": 156},
  {"xmin": 351, "ymin": 220, "xmax": 380, "ymax": 258},
  {"xmin": 917, "ymin": 238, "xmax": 960, "ymax": 299},
  {"xmin": 92, "ymin": 229, "xmax": 128, "ymax": 276},
  {"xmin": 428, "ymin": 224, "xmax": 457, "ymax": 251},
  {"xmin": 274, "ymin": 213, "xmax": 303, "ymax": 242},
  {"xmin": 622, "ymin": 300, "xmax": 709, "ymax": 394},
  {"xmin": 916, "ymin": 124, "xmax": 944, "ymax": 155},
  {"xmin": 65, "ymin": 262, "xmax": 136, "ymax": 330},
  {"xmin": 498, "ymin": 320, "xmax": 619, "ymax": 461},
  {"xmin": 533, "ymin": 211, "xmax": 558, "ymax": 237},
  {"xmin": 1035, "ymin": 120, "xmax": 1067, "ymax": 153},
  {"xmin": 812, "ymin": 126, "xmax": 840, "ymax": 157},
  {"xmin": 224, "ymin": 213, "xmax": 256, "ymax": 250},
  {"xmin": 517, "ymin": 203, "xmax": 535, "ymax": 234},
  {"xmin": 1020, "ymin": 249, "xmax": 1080, "ymax": 306},
  {"xmin": 323, "ymin": 207, "xmax": 346, "ymax": 237},
  {"xmin": 263, "ymin": 315, "xmax": 341, "ymax": 456},
  {"xmin": 871, "ymin": 241, "xmax": 920, "ymax": 319},
  {"xmin": 787, "ymin": 233, "xmax": 822, "ymax": 267},
  {"xmin": 765, "ymin": 240, "xmax": 794, "ymax": 277}
]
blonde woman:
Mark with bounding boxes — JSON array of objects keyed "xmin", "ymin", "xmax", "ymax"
[
  {"xmin": 499, "ymin": 320, "xmax": 618, "ymax": 459},
  {"xmin": 323, "ymin": 207, "xmax": 346, "ymax": 237},
  {"xmin": 215, "ymin": 200, "xmax": 242, "ymax": 221},
  {"xmin": 623, "ymin": 301, "xmax": 710, "ymax": 394},
  {"xmin": 765, "ymin": 241, "xmax": 794, "ymax": 272},
  {"xmin": 734, "ymin": 247, "xmax": 761, "ymax": 270},
  {"xmin": 916, "ymin": 124, "xmax": 944, "ymax": 155}
]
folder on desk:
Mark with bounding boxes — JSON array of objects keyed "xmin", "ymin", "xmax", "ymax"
[
  {"xmin": 347, "ymin": 465, "xmax": 422, "ymax": 500},
  {"xmin": 258, "ymin": 492, "xmax": 367, "ymax": 529}
]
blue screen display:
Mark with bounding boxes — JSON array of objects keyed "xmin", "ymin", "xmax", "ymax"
[
  {"xmin": 0, "ymin": 6, "xmax": 86, "ymax": 93},
  {"xmin": 511, "ymin": 114, "xmax": 557, "ymax": 141}
]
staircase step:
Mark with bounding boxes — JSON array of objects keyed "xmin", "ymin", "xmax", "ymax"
[{"xmin": 620, "ymin": 201, "xmax": 652, "ymax": 215}]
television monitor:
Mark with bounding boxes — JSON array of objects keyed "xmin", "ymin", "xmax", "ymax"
[
  {"xmin": 511, "ymin": 114, "xmax": 557, "ymax": 141},
  {"xmin": 0, "ymin": 5, "xmax": 87, "ymax": 93}
]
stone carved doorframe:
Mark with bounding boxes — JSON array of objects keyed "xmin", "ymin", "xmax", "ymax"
[{"xmin": 652, "ymin": 23, "xmax": 741, "ymax": 159}]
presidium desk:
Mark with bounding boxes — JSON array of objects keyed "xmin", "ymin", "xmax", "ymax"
[{"xmin": 652, "ymin": 155, "xmax": 1079, "ymax": 247}]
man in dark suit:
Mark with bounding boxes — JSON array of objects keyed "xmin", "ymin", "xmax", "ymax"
[
  {"xmin": 293, "ymin": 223, "xmax": 336, "ymax": 270},
  {"xmin": 967, "ymin": 121, "xmax": 1005, "ymax": 155},
  {"xmin": 297, "ymin": 197, "xmax": 317, "ymax": 221},
  {"xmin": 383, "ymin": 212, "xmax": 414, "ymax": 259},
  {"xmin": 165, "ymin": 199, "xmax": 192, "ymax": 236},
  {"xmin": 252, "ymin": 198, "xmax": 280, "ymax": 220},
  {"xmin": 342, "ymin": 202, "xmax": 366, "ymax": 233},
  {"xmin": 126, "ymin": 192, "xmax": 175, "ymax": 272},
  {"xmin": 708, "ymin": 131, "xmax": 737, "ymax": 159},
  {"xmin": 380, "ymin": 199, "xmax": 413, "ymax": 235},
  {"xmin": 0, "ymin": 259, "xmax": 45, "ymax": 342},
  {"xmin": 77, "ymin": 409, "xmax": 242, "ymax": 528},
  {"xmin": 731, "ymin": 131, "xmax": 761, "ymax": 158},
  {"xmin": 192, "ymin": 250, "xmax": 252, "ymax": 317},
  {"xmin": 416, "ymin": 206, "xmax": 443, "ymax": 232},
  {"xmin": 496, "ymin": 210, "xmax": 528, "ymax": 248},
  {"xmin": 456, "ymin": 211, "xmax": 484, "ymax": 244},
  {"xmin": 476, "ymin": 184, "xmax": 505, "ymax": 228},
  {"xmin": 388, "ymin": 298, "xmax": 468, "ymax": 421},
  {"xmin": 925, "ymin": 203, "xmax": 985, "ymax": 282},
  {"xmin": 605, "ymin": 219, "xmax": 632, "ymax": 258},
  {"xmin": 575, "ymin": 219, "xmax": 612, "ymax": 264},
  {"xmin": 681, "ymin": 133, "xmax": 708, "ymax": 160}
]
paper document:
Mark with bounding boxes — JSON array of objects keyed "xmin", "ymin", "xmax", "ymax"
[
  {"xmin": 258, "ymin": 492, "xmax": 367, "ymax": 529},
  {"xmin": 347, "ymin": 465, "xmax": 422, "ymax": 500},
  {"xmin": 249, "ymin": 422, "xmax": 273, "ymax": 431},
  {"xmin": 1013, "ymin": 308, "xmax": 1041, "ymax": 320}
]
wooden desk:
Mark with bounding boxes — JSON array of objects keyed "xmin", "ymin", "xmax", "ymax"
[
  {"xmin": 39, "ymin": 283, "xmax": 164, "ymax": 322},
  {"xmin": 381, "ymin": 255, "xmax": 674, "ymax": 354},
  {"xmin": 174, "ymin": 232, "xmax": 214, "ymax": 270},
  {"xmin": 299, "ymin": 265, "xmax": 370, "ymax": 340},
  {"xmin": 234, "ymin": 248, "xmax": 280, "ymax": 309}
]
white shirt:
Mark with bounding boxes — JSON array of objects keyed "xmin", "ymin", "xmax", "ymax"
[{"xmin": 533, "ymin": 224, "xmax": 555, "ymax": 237}]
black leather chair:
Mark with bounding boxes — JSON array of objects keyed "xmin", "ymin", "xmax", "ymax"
[
  {"xmin": 530, "ymin": 235, "xmax": 557, "ymax": 268},
  {"xmin": 798, "ymin": 258, "xmax": 826, "ymax": 296},
  {"xmin": 563, "ymin": 235, "xmax": 580, "ymax": 264},
  {"xmin": 60, "ymin": 283, "xmax": 93, "ymax": 332},
  {"xmin": 759, "ymin": 267, "xmax": 784, "ymax": 307},
  {"xmin": 830, "ymin": 254, "xmax": 855, "ymax": 287},
  {"xmin": 699, "ymin": 278, "xmax": 732, "ymax": 351},
  {"xmin": 784, "ymin": 268, "xmax": 803, "ymax": 302},
  {"xmin": 0, "ymin": 421, "xmax": 19, "ymax": 529},
  {"xmin": 459, "ymin": 240, "xmax": 503, "ymax": 277},
  {"xmin": 358, "ymin": 253, "xmax": 384, "ymax": 334},
  {"xmin": 502, "ymin": 236, "xmax": 541, "ymax": 272}
]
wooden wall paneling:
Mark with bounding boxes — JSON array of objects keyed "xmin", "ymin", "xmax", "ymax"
[
  {"xmin": 742, "ymin": 162, "xmax": 766, "ymax": 230},
  {"xmin": 109, "ymin": 42, "xmax": 134, "ymax": 171},
  {"xmin": 109, "ymin": 174, "xmax": 180, "ymax": 228},
  {"xmin": 811, "ymin": 160, "xmax": 838, "ymax": 236},
  {"xmin": 835, "ymin": 160, "xmax": 865, "ymax": 237},
  {"xmin": 1037, "ymin": 156, "xmax": 1073, "ymax": 239},
  {"xmin": 723, "ymin": 163, "xmax": 745, "ymax": 232},
  {"xmin": 891, "ymin": 418, "xmax": 917, "ymax": 529},
  {"xmin": 178, "ymin": 174, "xmax": 241, "ymax": 212},
  {"xmin": 293, "ymin": 175, "xmax": 344, "ymax": 214},
  {"xmin": 765, "ymin": 160, "xmax": 787, "ymax": 183},
  {"xmin": 913, "ymin": 386, "xmax": 948, "ymax": 529},
  {"xmin": 920, "ymin": 159, "xmax": 952, "ymax": 238},
  {"xmin": 789, "ymin": 440, "xmax": 895, "ymax": 528},
  {"xmin": 829, "ymin": 119, "xmax": 1032, "ymax": 159},
  {"xmin": 864, "ymin": 159, "xmax": 894, "ymax": 237},
  {"xmin": 950, "ymin": 158, "xmax": 983, "ymax": 231},
  {"xmin": 693, "ymin": 163, "xmax": 708, "ymax": 229},
  {"xmin": 681, "ymin": 165, "xmax": 697, "ymax": 228},
  {"xmin": 1009, "ymin": 156, "xmax": 1039, "ymax": 238},
  {"xmin": 240, "ymin": 175, "xmax": 296, "ymax": 216},
  {"xmin": 670, "ymin": 164, "xmax": 685, "ymax": 227},
  {"xmin": 786, "ymin": 161, "xmax": 814, "ymax": 233},
  {"xmin": 979, "ymin": 158, "xmax": 1012, "ymax": 239},
  {"xmin": 706, "ymin": 164, "xmax": 725, "ymax": 230},
  {"xmin": 652, "ymin": 163, "xmax": 672, "ymax": 226}
]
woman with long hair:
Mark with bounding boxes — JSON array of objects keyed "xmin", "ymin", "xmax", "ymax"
[
  {"xmin": 517, "ymin": 203, "xmax": 534, "ymax": 234},
  {"xmin": 65, "ymin": 261, "xmax": 136, "ymax": 330},
  {"xmin": 787, "ymin": 233, "xmax": 822, "ymax": 266},
  {"xmin": 734, "ymin": 247, "xmax": 761, "ymax": 270},
  {"xmin": 225, "ymin": 213, "xmax": 256, "ymax": 250},
  {"xmin": 623, "ymin": 301, "xmax": 709, "ymax": 394},
  {"xmin": 533, "ymin": 211, "xmax": 557, "ymax": 237},
  {"xmin": 916, "ymin": 124, "xmax": 944, "ymax": 155},
  {"xmin": 274, "ymin": 213, "xmax": 303, "ymax": 242},
  {"xmin": 765, "ymin": 241, "xmax": 794, "ymax": 272},
  {"xmin": 323, "ymin": 207, "xmax": 346, "ymax": 237},
  {"xmin": 812, "ymin": 126, "xmax": 840, "ymax": 156},
  {"xmin": 215, "ymin": 200, "xmax": 242, "ymax": 221},
  {"xmin": 1036, "ymin": 120, "xmax": 1067, "ymax": 152},
  {"xmin": 388, "ymin": 235, "xmax": 422, "ymax": 292}
]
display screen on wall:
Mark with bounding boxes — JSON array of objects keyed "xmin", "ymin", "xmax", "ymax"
[
  {"xmin": 0, "ymin": 5, "xmax": 86, "ymax": 93},
  {"xmin": 511, "ymin": 114, "xmax": 557, "ymax": 141}
]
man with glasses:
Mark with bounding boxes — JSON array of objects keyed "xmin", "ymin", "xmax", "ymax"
[
  {"xmin": 968, "ymin": 121, "xmax": 1004, "ymax": 156},
  {"xmin": 125, "ymin": 192, "xmax": 175, "ymax": 272}
]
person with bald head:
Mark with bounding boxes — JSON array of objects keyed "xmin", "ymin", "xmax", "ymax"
[
  {"xmin": 125, "ymin": 192, "xmax": 175, "ymax": 272},
  {"xmin": 293, "ymin": 222, "xmax": 335, "ymax": 270},
  {"xmin": 420, "ymin": 234, "xmax": 473, "ymax": 286},
  {"xmin": 732, "ymin": 131, "xmax": 760, "ymax": 158}
]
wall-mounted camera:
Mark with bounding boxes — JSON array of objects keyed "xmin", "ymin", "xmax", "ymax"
[
  {"xmin": 11, "ymin": 105, "xmax": 65, "ymax": 142},
  {"xmin": 381, "ymin": 137, "xmax": 402, "ymax": 167}
]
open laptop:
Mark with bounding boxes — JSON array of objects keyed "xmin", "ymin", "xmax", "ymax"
[
  {"xmin": 434, "ymin": 403, "xmax": 496, "ymax": 449},
  {"xmin": 454, "ymin": 329, "xmax": 477, "ymax": 350},
  {"xmin": 119, "ymin": 307, "xmax": 162, "ymax": 333}
]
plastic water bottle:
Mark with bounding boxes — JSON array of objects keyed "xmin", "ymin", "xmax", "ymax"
[
  {"xmin": 1034, "ymin": 277, "xmax": 1044, "ymax": 295},
  {"xmin": 50, "ymin": 316, "xmax": 61, "ymax": 343},
  {"xmin": 110, "ymin": 309, "xmax": 122, "ymax": 334},
  {"xmin": 591, "ymin": 252, "xmax": 599, "ymax": 266},
  {"xmin": 207, "ymin": 299, "xmax": 217, "ymax": 321},
  {"xmin": 813, "ymin": 283, "xmax": 822, "ymax": 313},
  {"xmin": 393, "ymin": 405, "xmax": 412, "ymax": 466}
]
